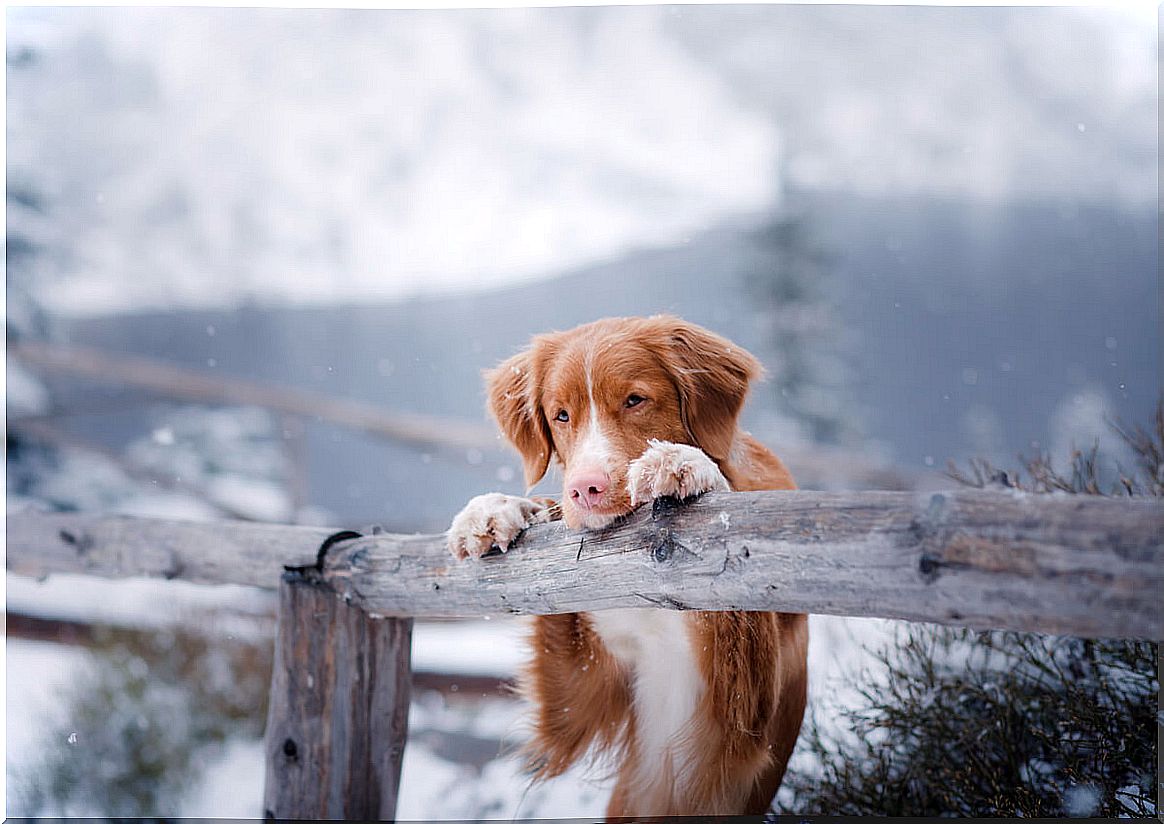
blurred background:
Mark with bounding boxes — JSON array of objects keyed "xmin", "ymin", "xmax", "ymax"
[{"xmin": 6, "ymin": 3, "xmax": 1158, "ymax": 817}]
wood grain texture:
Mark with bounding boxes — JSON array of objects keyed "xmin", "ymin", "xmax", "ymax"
[
  {"xmin": 7, "ymin": 511, "xmax": 330, "ymax": 588},
  {"xmin": 263, "ymin": 575, "xmax": 412, "ymax": 820},
  {"xmin": 321, "ymin": 489, "xmax": 1162, "ymax": 639},
  {"xmin": 8, "ymin": 487, "xmax": 1163, "ymax": 638}
]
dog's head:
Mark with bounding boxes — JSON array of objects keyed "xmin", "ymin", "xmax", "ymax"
[{"xmin": 485, "ymin": 316, "xmax": 762, "ymax": 529}]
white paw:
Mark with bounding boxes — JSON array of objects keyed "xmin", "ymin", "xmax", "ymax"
[
  {"xmin": 446, "ymin": 493, "xmax": 547, "ymax": 560},
  {"xmin": 627, "ymin": 440, "xmax": 731, "ymax": 507}
]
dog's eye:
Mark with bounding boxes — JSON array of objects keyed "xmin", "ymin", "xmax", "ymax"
[
  {"xmin": 625, "ymin": 394, "xmax": 646, "ymax": 408},
  {"xmin": 554, "ymin": 409, "xmax": 570, "ymax": 423}
]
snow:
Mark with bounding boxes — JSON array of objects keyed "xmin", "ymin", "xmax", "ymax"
[
  {"xmin": 6, "ymin": 566, "xmax": 896, "ymax": 818},
  {"xmin": 7, "ymin": 445, "xmax": 218, "ymax": 524},
  {"xmin": 5, "ymin": 629, "xmax": 609, "ymax": 819},
  {"xmin": 397, "ymin": 730, "xmax": 608, "ymax": 819},
  {"xmin": 803, "ymin": 615, "xmax": 896, "ymax": 733},
  {"xmin": 7, "ymin": 403, "xmax": 315, "ymax": 526},
  {"xmin": 176, "ymin": 737, "xmax": 266, "ymax": 818},
  {"xmin": 1116, "ymin": 782, "xmax": 1156, "ymax": 816},
  {"xmin": 411, "ymin": 617, "xmax": 529, "ymax": 677},
  {"xmin": 6, "ymin": 6, "xmax": 780, "ymax": 318},
  {"xmin": 163, "ymin": 726, "xmax": 611, "ymax": 820},
  {"xmin": 1062, "ymin": 782, "xmax": 1101, "ymax": 817},
  {"xmin": 202, "ymin": 475, "xmax": 290, "ymax": 523},
  {"xmin": 173, "ymin": 688, "xmax": 612, "ymax": 819},
  {"xmin": 7, "ymin": 574, "xmax": 276, "ymax": 639},
  {"xmin": 1049, "ymin": 385, "xmax": 1135, "ymax": 486},
  {"xmin": 5, "ymin": 582, "xmax": 534, "ymax": 710},
  {"xmin": 5, "ymin": 355, "xmax": 50, "ymax": 416},
  {"xmin": 5, "ymin": 641, "xmax": 93, "ymax": 774}
]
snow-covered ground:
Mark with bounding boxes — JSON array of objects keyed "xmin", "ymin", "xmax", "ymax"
[
  {"xmin": 6, "ymin": 566, "xmax": 893, "ymax": 818},
  {"xmin": 7, "ymin": 574, "xmax": 276, "ymax": 636},
  {"xmin": 170, "ymin": 686, "xmax": 614, "ymax": 819}
]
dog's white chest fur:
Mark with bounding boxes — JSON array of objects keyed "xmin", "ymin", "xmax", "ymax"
[{"xmin": 587, "ymin": 608, "xmax": 704, "ymax": 799}]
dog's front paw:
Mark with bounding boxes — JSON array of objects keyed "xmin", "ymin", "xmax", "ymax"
[
  {"xmin": 627, "ymin": 440, "xmax": 731, "ymax": 506},
  {"xmin": 447, "ymin": 493, "xmax": 547, "ymax": 560}
]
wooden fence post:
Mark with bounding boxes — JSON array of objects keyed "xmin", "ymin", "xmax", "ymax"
[{"xmin": 263, "ymin": 573, "xmax": 412, "ymax": 820}]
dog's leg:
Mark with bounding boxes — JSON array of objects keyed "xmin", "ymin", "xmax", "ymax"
[
  {"xmin": 642, "ymin": 612, "xmax": 803, "ymax": 815},
  {"xmin": 622, "ymin": 441, "xmax": 805, "ymax": 815},
  {"xmin": 518, "ymin": 613, "xmax": 632, "ymax": 780}
]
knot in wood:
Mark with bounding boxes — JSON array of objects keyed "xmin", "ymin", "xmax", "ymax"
[
  {"xmin": 282, "ymin": 737, "xmax": 299, "ymax": 761},
  {"xmin": 59, "ymin": 528, "xmax": 94, "ymax": 555},
  {"xmin": 909, "ymin": 493, "xmax": 950, "ymax": 551},
  {"xmin": 161, "ymin": 551, "xmax": 184, "ymax": 580},
  {"xmin": 650, "ymin": 495, "xmax": 684, "ymax": 518},
  {"xmin": 918, "ymin": 553, "xmax": 942, "ymax": 583},
  {"xmin": 648, "ymin": 496, "xmax": 689, "ymax": 563}
]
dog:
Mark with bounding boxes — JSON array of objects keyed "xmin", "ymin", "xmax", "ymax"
[{"xmin": 446, "ymin": 315, "xmax": 808, "ymax": 817}]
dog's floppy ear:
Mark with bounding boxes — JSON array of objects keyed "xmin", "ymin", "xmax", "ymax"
[
  {"xmin": 651, "ymin": 317, "xmax": 764, "ymax": 462},
  {"xmin": 485, "ymin": 347, "xmax": 553, "ymax": 488}
]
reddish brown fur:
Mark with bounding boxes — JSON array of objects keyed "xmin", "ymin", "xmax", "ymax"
[
  {"xmin": 521, "ymin": 613, "xmax": 632, "ymax": 778},
  {"xmin": 486, "ymin": 316, "xmax": 807, "ymax": 817}
]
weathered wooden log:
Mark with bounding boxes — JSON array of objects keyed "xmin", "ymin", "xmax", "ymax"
[
  {"xmin": 8, "ymin": 487, "xmax": 1162, "ymax": 638},
  {"xmin": 6, "ymin": 510, "xmax": 330, "ymax": 588},
  {"xmin": 321, "ymin": 489, "xmax": 1163, "ymax": 639},
  {"xmin": 10, "ymin": 339, "xmax": 496, "ymax": 453},
  {"xmin": 263, "ymin": 574, "xmax": 412, "ymax": 821}
]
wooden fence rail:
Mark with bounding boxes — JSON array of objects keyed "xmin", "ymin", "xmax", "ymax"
[
  {"xmin": 9, "ymin": 339, "xmax": 496, "ymax": 453},
  {"xmin": 9, "ymin": 488, "xmax": 1162, "ymax": 637},
  {"xmin": 7, "ymin": 488, "xmax": 1162, "ymax": 819}
]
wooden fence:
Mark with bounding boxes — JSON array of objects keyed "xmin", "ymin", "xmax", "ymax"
[{"xmin": 7, "ymin": 488, "xmax": 1162, "ymax": 819}]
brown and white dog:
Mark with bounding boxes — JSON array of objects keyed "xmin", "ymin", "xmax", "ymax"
[{"xmin": 446, "ymin": 315, "xmax": 808, "ymax": 817}]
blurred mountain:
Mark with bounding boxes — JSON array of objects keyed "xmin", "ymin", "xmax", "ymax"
[
  {"xmin": 5, "ymin": 5, "xmax": 779, "ymax": 315},
  {"xmin": 6, "ymin": 5, "xmax": 1156, "ymax": 317}
]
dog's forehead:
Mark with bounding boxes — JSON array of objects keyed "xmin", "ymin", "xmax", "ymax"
[
  {"xmin": 539, "ymin": 342, "xmax": 588, "ymax": 400},
  {"xmin": 543, "ymin": 325, "xmax": 665, "ymax": 396}
]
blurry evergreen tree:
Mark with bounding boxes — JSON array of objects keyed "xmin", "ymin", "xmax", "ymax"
[
  {"xmin": 6, "ymin": 39, "xmax": 60, "ymax": 499},
  {"xmin": 6, "ymin": 38, "xmax": 56, "ymax": 344},
  {"xmin": 779, "ymin": 403, "xmax": 1161, "ymax": 817},
  {"xmin": 743, "ymin": 216, "xmax": 859, "ymax": 446}
]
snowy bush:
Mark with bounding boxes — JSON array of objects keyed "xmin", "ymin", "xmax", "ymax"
[
  {"xmin": 10, "ymin": 624, "xmax": 273, "ymax": 816},
  {"xmin": 779, "ymin": 403, "xmax": 1161, "ymax": 817}
]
